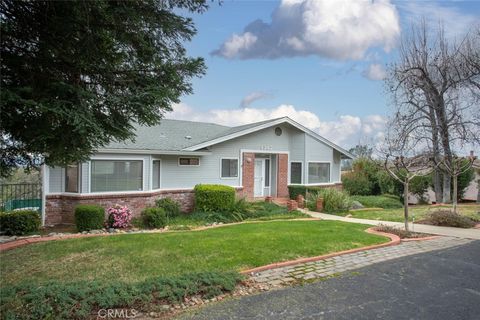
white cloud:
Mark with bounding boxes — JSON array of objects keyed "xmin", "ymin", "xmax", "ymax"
[
  {"xmin": 167, "ymin": 103, "xmax": 386, "ymax": 148},
  {"xmin": 399, "ymin": 2, "xmax": 478, "ymax": 40},
  {"xmin": 240, "ymin": 91, "xmax": 272, "ymax": 108},
  {"xmin": 362, "ymin": 63, "xmax": 387, "ymax": 81},
  {"xmin": 212, "ymin": 0, "xmax": 400, "ymax": 60}
]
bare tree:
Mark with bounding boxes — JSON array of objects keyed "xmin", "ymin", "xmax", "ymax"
[
  {"xmin": 383, "ymin": 154, "xmax": 434, "ymax": 231},
  {"xmin": 386, "ymin": 20, "xmax": 480, "ymax": 204},
  {"xmin": 434, "ymin": 152, "xmax": 477, "ymax": 214}
]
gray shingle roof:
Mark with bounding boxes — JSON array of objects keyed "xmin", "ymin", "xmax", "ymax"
[{"xmin": 105, "ymin": 119, "xmax": 231, "ymax": 151}]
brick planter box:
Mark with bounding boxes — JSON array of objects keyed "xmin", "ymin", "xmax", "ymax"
[
  {"xmin": 287, "ymin": 200, "xmax": 298, "ymax": 211},
  {"xmin": 316, "ymin": 198, "xmax": 324, "ymax": 212},
  {"xmin": 45, "ymin": 187, "xmax": 244, "ymax": 226}
]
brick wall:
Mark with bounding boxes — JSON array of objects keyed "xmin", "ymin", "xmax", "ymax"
[
  {"xmin": 277, "ymin": 153, "xmax": 289, "ymax": 197},
  {"xmin": 241, "ymin": 152, "xmax": 255, "ymax": 199},
  {"xmin": 45, "ymin": 187, "xmax": 243, "ymax": 226}
]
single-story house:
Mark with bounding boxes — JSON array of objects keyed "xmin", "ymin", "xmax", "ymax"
[{"xmin": 42, "ymin": 116, "xmax": 354, "ymax": 225}]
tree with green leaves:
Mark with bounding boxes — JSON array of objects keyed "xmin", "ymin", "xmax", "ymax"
[{"xmin": 1, "ymin": 0, "xmax": 208, "ymax": 177}]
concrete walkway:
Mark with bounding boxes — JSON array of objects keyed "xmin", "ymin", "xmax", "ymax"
[
  {"xmin": 303, "ymin": 209, "xmax": 480, "ymax": 239},
  {"xmin": 251, "ymin": 236, "xmax": 472, "ymax": 287}
]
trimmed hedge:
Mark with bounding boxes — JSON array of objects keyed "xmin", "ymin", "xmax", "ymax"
[
  {"xmin": 0, "ymin": 210, "xmax": 40, "ymax": 235},
  {"xmin": 194, "ymin": 184, "xmax": 235, "ymax": 212},
  {"xmin": 0, "ymin": 272, "xmax": 243, "ymax": 320},
  {"xmin": 155, "ymin": 197, "xmax": 181, "ymax": 218},
  {"xmin": 142, "ymin": 207, "xmax": 168, "ymax": 228},
  {"xmin": 350, "ymin": 195, "xmax": 403, "ymax": 209},
  {"xmin": 288, "ymin": 185, "xmax": 325, "ymax": 200},
  {"xmin": 74, "ymin": 205, "xmax": 105, "ymax": 232}
]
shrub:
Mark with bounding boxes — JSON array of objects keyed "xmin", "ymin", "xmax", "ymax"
[
  {"xmin": 288, "ymin": 185, "xmax": 307, "ymax": 200},
  {"xmin": 194, "ymin": 184, "xmax": 235, "ymax": 212},
  {"xmin": 305, "ymin": 188, "xmax": 351, "ymax": 213},
  {"xmin": 423, "ymin": 210, "xmax": 476, "ymax": 228},
  {"xmin": 142, "ymin": 207, "xmax": 167, "ymax": 228},
  {"xmin": 350, "ymin": 195, "xmax": 403, "ymax": 209},
  {"xmin": 155, "ymin": 197, "xmax": 181, "ymax": 218},
  {"xmin": 0, "ymin": 272, "xmax": 243, "ymax": 320},
  {"xmin": 0, "ymin": 210, "xmax": 40, "ymax": 235},
  {"xmin": 342, "ymin": 171, "xmax": 373, "ymax": 196},
  {"xmin": 106, "ymin": 204, "xmax": 132, "ymax": 228},
  {"xmin": 74, "ymin": 205, "xmax": 105, "ymax": 232}
]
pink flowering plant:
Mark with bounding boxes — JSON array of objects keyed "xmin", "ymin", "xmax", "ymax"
[{"xmin": 106, "ymin": 204, "xmax": 132, "ymax": 228}]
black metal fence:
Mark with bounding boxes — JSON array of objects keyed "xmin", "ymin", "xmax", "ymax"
[{"xmin": 0, "ymin": 183, "xmax": 42, "ymax": 212}]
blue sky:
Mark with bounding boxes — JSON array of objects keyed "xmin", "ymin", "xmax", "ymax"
[{"xmin": 168, "ymin": 0, "xmax": 480, "ymax": 148}]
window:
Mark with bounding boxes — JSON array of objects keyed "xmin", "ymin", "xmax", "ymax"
[
  {"xmin": 290, "ymin": 162, "xmax": 302, "ymax": 184},
  {"xmin": 308, "ymin": 162, "xmax": 330, "ymax": 184},
  {"xmin": 265, "ymin": 159, "xmax": 270, "ymax": 187},
  {"xmin": 179, "ymin": 157, "xmax": 200, "ymax": 166},
  {"xmin": 65, "ymin": 163, "xmax": 80, "ymax": 193},
  {"xmin": 221, "ymin": 158, "xmax": 238, "ymax": 178},
  {"xmin": 91, "ymin": 160, "xmax": 143, "ymax": 192},
  {"xmin": 152, "ymin": 160, "xmax": 161, "ymax": 189}
]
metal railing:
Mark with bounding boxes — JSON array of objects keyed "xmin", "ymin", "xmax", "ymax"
[{"xmin": 0, "ymin": 183, "xmax": 42, "ymax": 212}]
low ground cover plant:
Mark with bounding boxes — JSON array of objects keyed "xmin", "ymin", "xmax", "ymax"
[
  {"xmin": 0, "ymin": 272, "xmax": 243, "ymax": 320},
  {"xmin": 0, "ymin": 210, "xmax": 40, "ymax": 235},
  {"xmin": 420, "ymin": 210, "xmax": 477, "ymax": 228},
  {"xmin": 373, "ymin": 224, "xmax": 430, "ymax": 239},
  {"xmin": 74, "ymin": 205, "xmax": 105, "ymax": 232},
  {"xmin": 350, "ymin": 195, "xmax": 403, "ymax": 209}
]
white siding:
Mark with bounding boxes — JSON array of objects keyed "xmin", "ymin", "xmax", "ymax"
[
  {"xmin": 304, "ymin": 134, "xmax": 339, "ymax": 183},
  {"xmin": 48, "ymin": 166, "xmax": 64, "ymax": 193},
  {"xmin": 45, "ymin": 123, "xmax": 343, "ymax": 194}
]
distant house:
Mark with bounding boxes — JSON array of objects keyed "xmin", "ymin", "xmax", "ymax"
[
  {"xmin": 408, "ymin": 159, "xmax": 480, "ymax": 204},
  {"xmin": 42, "ymin": 117, "xmax": 354, "ymax": 225}
]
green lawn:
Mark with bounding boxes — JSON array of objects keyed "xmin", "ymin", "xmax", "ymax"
[
  {"xmin": 1, "ymin": 220, "xmax": 387, "ymax": 286},
  {"xmin": 339, "ymin": 204, "xmax": 480, "ymax": 222}
]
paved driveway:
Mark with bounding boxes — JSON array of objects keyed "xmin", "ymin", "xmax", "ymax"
[{"xmin": 180, "ymin": 240, "xmax": 480, "ymax": 320}]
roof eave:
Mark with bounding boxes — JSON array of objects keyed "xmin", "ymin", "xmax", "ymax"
[
  {"xmin": 183, "ymin": 116, "xmax": 355, "ymax": 159},
  {"xmin": 96, "ymin": 148, "xmax": 212, "ymax": 156}
]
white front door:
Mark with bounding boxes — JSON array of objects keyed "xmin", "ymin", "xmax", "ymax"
[{"xmin": 254, "ymin": 159, "xmax": 264, "ymax": 197}]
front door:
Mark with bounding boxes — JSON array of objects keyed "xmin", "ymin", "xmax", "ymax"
[{"xmin": 254, "ymin": 159, "xmax": 264, "ymax": 197}]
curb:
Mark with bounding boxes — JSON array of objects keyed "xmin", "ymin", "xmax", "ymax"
[
  {"xmin": 241, "ymin": 227, "xmax": 401, "ymax": 275},
  {"xmin": 401, "ymin": 235, "xmax": 441, "ymax": 242}
]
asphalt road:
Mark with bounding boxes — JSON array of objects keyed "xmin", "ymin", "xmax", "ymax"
[{"xmin": 180, "ymin": 240, "xmax": 480, "ymax": 320}]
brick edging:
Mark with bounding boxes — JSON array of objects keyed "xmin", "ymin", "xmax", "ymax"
[{"xmin": 240, "ymin": 227, "xmax": 401, "ymax": 275}]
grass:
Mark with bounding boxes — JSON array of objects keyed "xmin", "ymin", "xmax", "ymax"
[
  {"xmin": 350, "ymin": 195, "xmax": 403, "ymax": 209},
  {"xmin": 0, "ymin": 220, "xmax": 387, "ymax": 287},
  {"xmin": 337, "ymin": 204, "xmax": 479, "ymax": 223}
]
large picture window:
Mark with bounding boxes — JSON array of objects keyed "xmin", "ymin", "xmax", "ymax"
[
  {"xmin": 65, "ymin": 163, "xmax": 80, "ymax": 193},
  {"xmin": 221, "ymin": 158, "xmax": 238, "ymax": 178},
  {"xmin": 91, "ymin": 160, "xmax": 143, "ymax": 192},
  {"xmin": 290, "ymin": 162, "xmax": 302, "ymax": 184},
  {"xmin": 152, "ymin": 160, "xmax": 161, "ymax": 189},
  {"xmin": 308, "ymin": 162, "xmax": 330, "ymax": 184}
]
